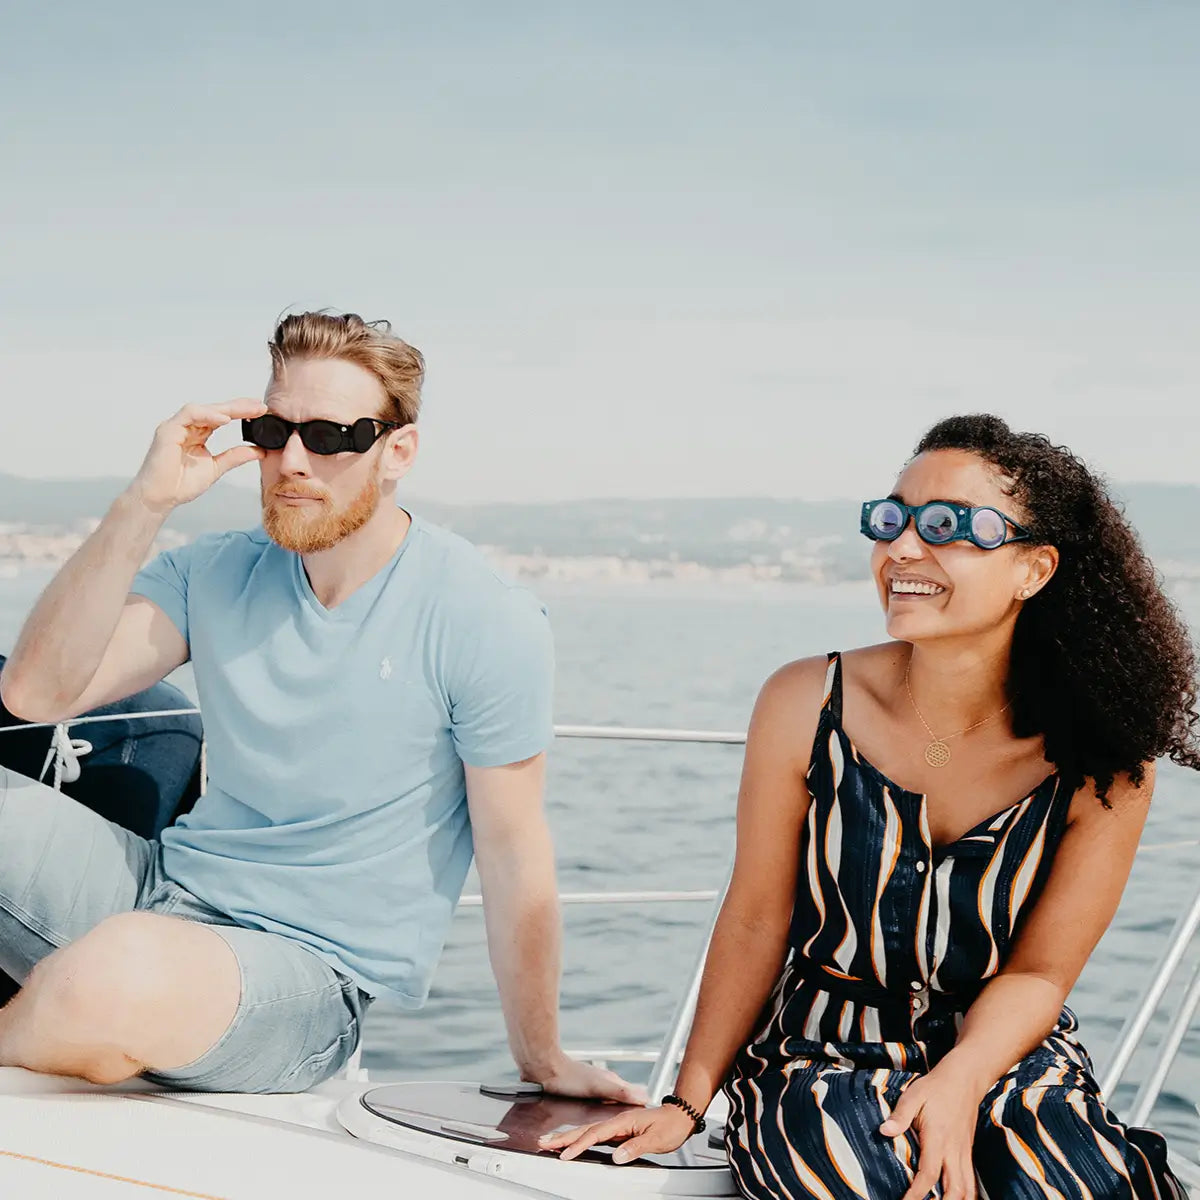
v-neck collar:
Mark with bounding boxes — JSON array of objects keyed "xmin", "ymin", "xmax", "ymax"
[
  {"xmin": 292, "ymin": 513, "xmax": 421, "ymax": 621},
  {"xmin": 832, "ymin": 723, "xmax": 1061, "ymax": 855}
]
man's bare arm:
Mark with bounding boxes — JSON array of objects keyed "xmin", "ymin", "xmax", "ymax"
[
  {"xmin": 1, "ymin": 399, "xmax": 265, "ymax": 722},
  {"xmin": 1, "ymin": 496, "xmax": 185, "ymax": 721},
  {"xmin": 465, "ymin": 756, "xmax": 644, "ymax": 1103}
]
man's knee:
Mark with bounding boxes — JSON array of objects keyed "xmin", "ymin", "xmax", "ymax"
[
  {"xmin": 30, "ymin": 912, "xmax": 175, "ymax": 1037},
  {"xmin": 12, "ymin": 912, "xmax": 238, "ymax": 1083},
  {"xmin": 33, "ymin": 910, "xmax": 231, "ymax": 1051}
]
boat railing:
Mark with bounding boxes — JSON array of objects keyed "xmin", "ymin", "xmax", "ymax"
[{"xmin": 2, "ymin": 711, "xmax": 1198, "ymax": 1140}]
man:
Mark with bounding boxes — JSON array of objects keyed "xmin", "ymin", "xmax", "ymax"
[{"xmin": 0, "ymin": 311, "xmax": 639, "ymax": 1101}]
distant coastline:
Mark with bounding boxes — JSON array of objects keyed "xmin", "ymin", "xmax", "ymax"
[
  {"xmin": 2, "ymin": 472, "xmax": 1198, "ymax": 588},
  {"xmin": 3, "ymin": 523, "xmax": 1199, "ymax": 592}
]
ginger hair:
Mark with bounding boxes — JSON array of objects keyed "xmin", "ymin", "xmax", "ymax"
[{"xmin": 269, "ymin": 310, "xmax": 424, "ymax": 426}]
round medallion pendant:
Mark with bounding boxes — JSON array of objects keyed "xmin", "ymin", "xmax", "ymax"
[{"xmin": 924, "ymin": 740, "xmax": 952, "ymax": 768}]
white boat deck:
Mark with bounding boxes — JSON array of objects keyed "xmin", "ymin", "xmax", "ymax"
[
  {"xmin": 0, "ymin": 1068, "xmax": 737, "ymax": 1198},
  {"xmin": 0, "ymin": 1069, "xmax": 523, "ymax": 1198}
]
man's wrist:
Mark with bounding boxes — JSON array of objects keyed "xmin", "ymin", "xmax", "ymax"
[
  {"xmin": 517, "ymin": 1047, "xmax": 569, "ymax": 1083},
  {"xmin": 115, "ymin": 485, "xmax": 174, "ymax": 528}
]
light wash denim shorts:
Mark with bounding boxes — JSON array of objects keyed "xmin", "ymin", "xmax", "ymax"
[{"xmin": 0, "ymin": 763, "xmax": 371, "ymax": 1093}]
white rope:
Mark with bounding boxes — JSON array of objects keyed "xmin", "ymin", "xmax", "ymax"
[
  {"xmin": 0, "ymin": 707, "xmax": 201, "ymax": 732},
  {"xmin": 38, "ymin": 722, "xmax": 92, "ymax": 789}
]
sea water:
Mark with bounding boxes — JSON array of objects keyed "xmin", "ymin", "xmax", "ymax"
[{"xmin": 0, "ymin": 568, "xmax": 1196, "ymax": 1158}]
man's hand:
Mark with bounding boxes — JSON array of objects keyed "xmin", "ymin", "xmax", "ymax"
[
  {"xmin": 525, "ymin": 1052, "xmax": 648, "ymax": 1107},
  {"xmin": 130, "ymin": 399, "xmax": 268, "ymax": 514}
]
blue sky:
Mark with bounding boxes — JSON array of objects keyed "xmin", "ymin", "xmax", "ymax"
[{"xmin": 2, "ymin": 2, "xmax": 1197, "ymax": 501}]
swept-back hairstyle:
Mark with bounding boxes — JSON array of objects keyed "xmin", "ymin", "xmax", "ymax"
[
  {"xmin": 269, "ymin": 310, "xmax": 425, "ymax": 426},
  {"xmin": 916, "ymin": 414, "xmax": 1199, "ymax": 803}
]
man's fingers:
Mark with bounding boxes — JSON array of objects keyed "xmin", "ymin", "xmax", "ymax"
[
  {"xmin": 172, "ymin": 400, "xmax": 266, "ymax": 431},
  {"xmin": 192, "ymin": 398, "xmax": 268, "ymax": 421},
  {"xmin": 173, "ymin": 406, "xmax": 233, "ymax": 431},
  {"xmin": 609, "ymin": 1079, "xmax": 648, "ymax": 1106},
  {"xmin": 213, "ymin": 445, "xmax": 265, "ymax": 477},
  {"xmin": 219, "ymin": 397, "xmax": 270, "ymax": 418}
]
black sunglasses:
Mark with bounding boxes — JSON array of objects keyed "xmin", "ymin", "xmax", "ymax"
[
  {"xmin": 241, "ymin": 414, "xmax": 400, "ymax": 456},
  {"xmin": 861, "ymin": 498, "xmax": 1031, "ymax": 551}
]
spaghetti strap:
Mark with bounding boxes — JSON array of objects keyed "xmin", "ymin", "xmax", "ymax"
[{"xmin": 821, "ymin": 651, "xmax": 843, "ymax": 723}]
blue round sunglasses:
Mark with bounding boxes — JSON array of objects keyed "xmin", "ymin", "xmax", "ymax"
[{"xmin": 861, "ymin": 498, "xmax": 1031, "ymax": 551}]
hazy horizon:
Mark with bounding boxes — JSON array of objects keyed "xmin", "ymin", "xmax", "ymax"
[
  {"xmin": 1, "ymin": 467, "xmax": 1196, "ymax": 509},
  {"xmin": 2, "ymin": 3, "xmax": 1198, "ymax": 501}
]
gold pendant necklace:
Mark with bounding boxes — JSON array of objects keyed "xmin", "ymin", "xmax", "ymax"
[{"xmin": 904, "ymin": 665, "xmax": 1010, "ymax": 768}]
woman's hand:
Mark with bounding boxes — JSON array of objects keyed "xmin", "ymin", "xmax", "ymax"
[
  {"xmin": 537, "ymin": 1101, "xmax": 698, "ymax": 1165},
  {"xmin": 880, "ymin": 1061, "xmax": 986, "ymax": 1200}
]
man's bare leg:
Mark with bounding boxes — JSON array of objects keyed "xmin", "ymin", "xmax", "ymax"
[{"xmin": 0, "ymin": 911, "xmax": 240, "ymax": 1084}]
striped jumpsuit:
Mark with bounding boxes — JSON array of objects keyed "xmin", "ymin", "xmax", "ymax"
[{"xmin": 723, "ymin": 654, "xmax": 1186, "ymax": 1199}]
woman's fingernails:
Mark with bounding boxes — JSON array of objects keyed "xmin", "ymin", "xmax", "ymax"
[{"xmin": 612, "ymin": 1151, "xmax": 629, "ymax": 1164}]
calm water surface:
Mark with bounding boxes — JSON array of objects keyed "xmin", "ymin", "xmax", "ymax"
[{"xmin": 1, "ymin": 566, "xmax": 1197, "ymax": 1159}]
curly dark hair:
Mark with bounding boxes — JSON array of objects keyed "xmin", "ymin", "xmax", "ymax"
[{"xmin": 915, "ymin": 414, "xmax": 1200, "ymax": 804}]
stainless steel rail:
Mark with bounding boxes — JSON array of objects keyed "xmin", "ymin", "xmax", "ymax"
[
  {"xmin": 646, "ymin": 873, "xmax": 728, "ymax": 1101},
  {"xmin": 555, "ymin": 724, "xmax": 746, "ymax": 745},
  {"xmin": 1, "ymin": 715, "xmax": 747, "ymax": 743},
  {"xmin": 459, "ymin": 890, "xmax": 719, "ymax": 907},
  {"xmin": 1129, "ymin": 958, "xmax": 1200, "ymax": 1128},
  {"xmin": 1099, "ymin": 877, "xmax": 1200, "ymax": 1099}
]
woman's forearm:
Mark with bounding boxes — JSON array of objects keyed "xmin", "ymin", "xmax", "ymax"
[
  {"xmin": 939, "ymin": 971, "xmax": 1066, "ymax": 1095},
  {"xmin": 671, "ymin": 904, "xmax": 790, "ymax": 1112}
]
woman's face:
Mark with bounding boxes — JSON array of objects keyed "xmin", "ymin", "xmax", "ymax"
[{"xmin": 871, "ymin": 449, "xmax": 1052, "ymax": 645}]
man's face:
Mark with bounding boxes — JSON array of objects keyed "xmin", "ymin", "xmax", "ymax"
[{"xmin": 259, "ymin": 356, "xmax": 393, "ymax": 553}]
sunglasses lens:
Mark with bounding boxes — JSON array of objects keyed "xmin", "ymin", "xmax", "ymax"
[
  {"xmin": 971, "ymin": 508, "xmax": 1007, "ymax": 549},
  {"xmin": 350, "ymin": 418, "xmax": 378, "ymax": 453},
  {"xmin": 868, "ymin": 500, "xmax": 906, "ymax": 540},
  {"xmin": 917, "ymin": 504, "xmax": 959, "ymax": 544},
  {"xmin": 301, "ymin": 421, "xmax": 346, "ymax": 455},
  {"xmin": 246, "ymin": 415, "xmax": 290, "ymax": 450}
]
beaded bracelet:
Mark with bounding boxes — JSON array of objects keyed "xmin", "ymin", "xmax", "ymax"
[{"xmin": 661, "ymin": 1093, "xmax": 706, "ymax": 1136}]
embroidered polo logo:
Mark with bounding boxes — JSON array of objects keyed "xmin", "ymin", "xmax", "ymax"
[{"xmin": 379, "ymin": 657, "xmax": 392, "ymax": 680}]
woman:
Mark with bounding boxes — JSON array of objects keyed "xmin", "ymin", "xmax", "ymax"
[{"xmin": 541, "ymin": 415, "xmax": 1199, "ymax": 1198}]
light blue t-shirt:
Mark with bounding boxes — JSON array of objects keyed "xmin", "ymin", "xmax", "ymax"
[{"xmin": 131, "ymin": 516, "xmax": 554, "ymax": 1005}]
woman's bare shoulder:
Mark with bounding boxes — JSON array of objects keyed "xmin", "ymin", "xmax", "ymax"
[
  {"xmin": 839, "ymin": 642, "xmax": 906, "ymax": 703},
  {"xmin": 758, "ymin": 653, "xmax": 834, "ymax": 710},
  {"xmin": 744, "ymin": 655, "xmax": 832, "ymax": 776}
]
